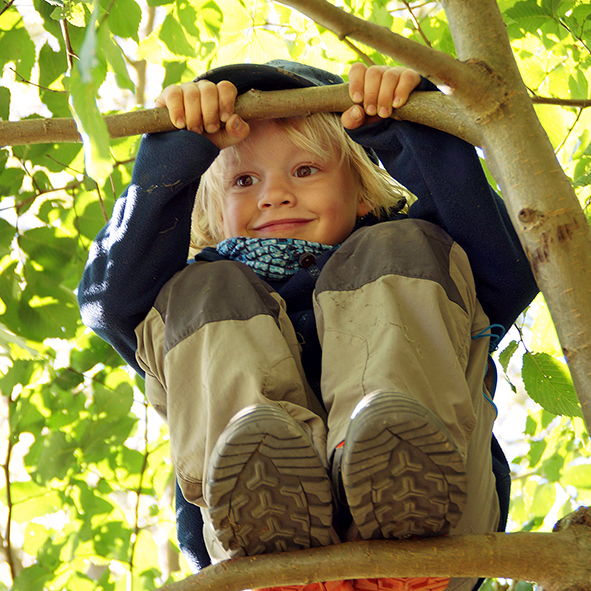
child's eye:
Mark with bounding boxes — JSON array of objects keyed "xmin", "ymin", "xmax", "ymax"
[
  {"xmin": 234, "ymin": 175, "xmax": 259, "ymax": 187},
  {"xmin": 295, "ymin": 165, "xmax": 319, "ymax": 178}
]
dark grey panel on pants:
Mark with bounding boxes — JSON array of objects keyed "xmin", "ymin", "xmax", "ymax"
[
  {"xmin": 316, "ymin": 219, "xmax": 467, "ymax": 314},
  {"xmin": 153, "ymin": 260, "xmax": 282, "ymax": 356}
]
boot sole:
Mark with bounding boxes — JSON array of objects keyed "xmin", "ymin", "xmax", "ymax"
[
  {"xmin": 341, "ymin": 391, "xmax": 467, "ymax": 540},
  {"xmin": 205, "ymin": 404, "xmax": 334, "ymax": 557}
]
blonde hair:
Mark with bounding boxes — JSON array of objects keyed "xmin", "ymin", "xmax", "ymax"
[{"xmin": 191, "ymin": 112, "xmax": 413, "ymax": 251}]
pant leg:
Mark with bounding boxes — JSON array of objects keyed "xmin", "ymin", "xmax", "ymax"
[
  {"xmin": 314, "ymin": 219, "xmax": 500, "ymax": 587},
  {"xmin": 135, "ymin": 260, "xmax": 328, "ymax": 508}
]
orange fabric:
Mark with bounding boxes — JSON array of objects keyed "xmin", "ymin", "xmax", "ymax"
[
  {"xmin": 258, "ymin": 582, "xmax": 355, "ymax": 591},
  {"xmin": 257, "ymin": 578, "xmax": 449, "ymax": 591},
  {"xmin": 353, "ymin": 578, "xmax": 449, "ymax": 591}
]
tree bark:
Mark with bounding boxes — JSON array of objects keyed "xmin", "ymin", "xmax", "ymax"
[
  {"xmin": 442, "ymin": 0, "xmax": 591, "ymax": 431},
  {"xmin": 156, "ymin": 508, "xmax": 591, "ymax": 591},
  {"xmin": 0, "ymin": 87, "xmax": 480, "ymax": 147}
]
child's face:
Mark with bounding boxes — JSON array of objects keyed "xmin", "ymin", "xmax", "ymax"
[{"xmin": 221, "ymin": 120, "xmax": 370, "ymax": 245}]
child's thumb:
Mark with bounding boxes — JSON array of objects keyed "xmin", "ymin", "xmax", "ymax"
[{"xmin": 221, "ymin": 114, "xmax": 250, "ymax": 147}]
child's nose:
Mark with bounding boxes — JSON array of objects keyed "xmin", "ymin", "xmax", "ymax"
[{"xmin": 258, "ymin": 175, "xmax": 295, "ymax": 208}]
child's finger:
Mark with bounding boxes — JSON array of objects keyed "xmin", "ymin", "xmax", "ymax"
[
  {"xmin": 361, "ymin": 66, "xmax": 387, "ymax": 117},
  {"xmin": 178, "ymin": 83, "xmax": 205, "ymax": 133},
  {"xmin": 375, "ymin": 67, "xmax": 402, "ymax": 118},
  {"xmin": 392, "ymin": 68, "xmax": 422, "ymax": 108},
  {"xmin": 348, "ymin": 62, "xmax": 368, "ymax": 105},
  {"xmin": 340, "ymin": 104, "xmax": 369, "ymax": 130},
  {"xmin": 196, "ymin": 80, "xmax": 223, "ymax": 135},
  {"xmin": 156, "ymin": 85, "xmax": 188, "ymax": 129},
  {"xmin": 217, "ymin": 80, "xmax": 238, "ymax": 124},
  {"xmin": 204, "ymin": 114, "xmax": 250, "ymax": 150}
]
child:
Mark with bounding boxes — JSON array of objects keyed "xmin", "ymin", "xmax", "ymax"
[{"xmin": 78, "ymin": 61, "xmax": 538, "ymax": 591}]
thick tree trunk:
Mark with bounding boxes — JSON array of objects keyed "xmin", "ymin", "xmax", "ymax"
[{"xmin": 442, "ymin": 0, "xmax": 591, "ymax": 430}]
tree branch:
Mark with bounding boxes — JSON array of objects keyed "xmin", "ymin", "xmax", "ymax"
[
  {"xmin": 0, "ymin": 85, "xmax": 481, "ymax": 147},
  {"xmin": 156, "ymin": 508, "xmax": 591, "ymax": 591},
  {"xmin": 276, "ymin": 0, "xmax": 505, "ymax": 111},
  {"xmin": 531, "ymin": 95, "xmax": 591, "ymax": 109},
  {"xmin": 0, "ymin": 84, "xmax": 583, "ymax": 149}
]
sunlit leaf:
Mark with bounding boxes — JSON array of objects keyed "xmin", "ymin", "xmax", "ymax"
[
  {"xmin": 522, "ymin": 352, "xmax": 583, "ymax": 417},
  {"xmin": 107, "ymin": 0, "xmax": 142, "ymax": 41},
  {"xmin": 68, "ymin": 0, "xmax": 112, "ymax": 185},
  {"xmin": 562, "ymin": 462, "xmax": 591, "ymax": 489},
  {"xmin": 99, "ymin": 26, "xmax": 136, "ymax": 93},
  {"xmin": 160, "ymin": 13, "xmax": 197, "ymax": 57},
  {"xmin": 0, "ymin": 24, "xmax": 36, "ymax": 81},
  {"xmin": 498, "ymin": 339, "xmax": 519, "ymax": 373}
]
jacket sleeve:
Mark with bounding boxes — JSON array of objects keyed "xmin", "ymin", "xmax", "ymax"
[
  {"xmin": 348, "ymin": 118, "xmax": 538, "ymax": 338},
  {"xmin": 77, "ymin": 130, "xmax": 220, "ymax": 374}
]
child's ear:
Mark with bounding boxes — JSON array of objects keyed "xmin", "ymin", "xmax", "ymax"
[{"xmin": 357, "ymin": 200, "xmax": 372, "ymax": 217}]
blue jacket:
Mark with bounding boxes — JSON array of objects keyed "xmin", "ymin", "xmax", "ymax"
[{"xmin": 78, "ymin": 117, "xmax": 538, "ymax": 571}]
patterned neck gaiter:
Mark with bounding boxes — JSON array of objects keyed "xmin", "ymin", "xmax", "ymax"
[{"xmin": 216, "ymin": 237, "xmax": 336, "ymax": 280}]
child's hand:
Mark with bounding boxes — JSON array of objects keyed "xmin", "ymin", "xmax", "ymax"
[
  {"xmin": 341, "ymin": 63, "xmax": 421, "ymax": 129},
  {"xmin": 155, "ymin": 80, "xmax": 250, "ymax": 149}
]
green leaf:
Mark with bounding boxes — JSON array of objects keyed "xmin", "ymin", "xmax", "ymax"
[
  {"xmin": 0, "ymin": 86, "xmax": 9, "ymax": 120},
  {"xmin": 35, "ymin": 430, "xmax": 78, "ymax": 482},
  {"xmin": 522, "ymin": 352, "xmax": 583, "ymax": 417},
  {"xmin": 498, "ymin": 339, "xmax": 519, "ymax": 372},
  {"xmin": 527, "ymin": 438, "xmax": 547, "ymax": 468},
  {"xmin": 163, "ymin": 60, "xmax": 190, "ymax": 87},
  {"xmin": 68, "ymin": 0, "xmax": 112, "ymax": 185},
  {"xmin": 107, "ymin": 0, "xmax": 142, "ymax": 41},
  {"xmin": 12, "ymin": 564, "xmax": 53, "ymax": 591},
  {"xmin": 562, "ymin": 462, "xmax": 591, "ymax": 489},
  {"xmin": 93, "ymin": 521, "xmax": 131, "ymax": 560},
  {"xmin": 99, "ymin": 25, "xmax": 136, "ymax": 92},
  {"xmin": 11, "ymin": 481, "xmax": 63, "ymax": 523},
  {"xmin": 18, "ymin": 227, "xmax": 76, "ymax": 270},
  {"xmin": 0, "ymin": 168, "xmax": 26, "ymax": 197},
  {"xmin": 159, "ymin": 13, "xmax": 197, "ymax": 57},
  {"xmin": 0, "ymin": 25, "xmax": 36, "ymax": 81},
  {"xmin": 542, "ymin": 452, "xmax": 564, "ymax": 482},
  {"xmin": 39, "ymin": 42, "xmax": 67, "ymax": 88}
]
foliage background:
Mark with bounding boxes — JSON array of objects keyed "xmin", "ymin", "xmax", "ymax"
[{"xmin": 0, "ymin": 0, "xmax": 590, "ymax": 589}]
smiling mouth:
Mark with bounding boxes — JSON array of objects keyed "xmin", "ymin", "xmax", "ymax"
[{"xmin": 253, "ymin": 219, "xmax": 314, "ymax": 232}]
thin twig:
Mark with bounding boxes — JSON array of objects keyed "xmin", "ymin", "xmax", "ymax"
[
  {"xmin": 128, "ymin": 399, "xmax": 151, "ymax": 591},
  {"xmin": 342, "ymin": 38, "xmax": 376, "ymax": 66},
  {"xmin": 61, "ymin": 19, "xmax": 77, "ymax": 70},
  {"xmin": 402, "ymin": 0, "xmax": 432, "ymax": 47},
  {"xmin": 558, "ymin": 17, "xmax": 591, "ymax": 55},
  {"xmin": 389, "ymin": 1, "xmax": 431, "ymax": 13},
  {"xmin": 0, "ymin": 0, "xmax": 15, "ymax": 18},
  {"xmin": 554, "ymin": 108, "xmax": 584, "ymax": 155},
  {"xmin": 531, "ymin": 95, "xmax": 591, "ymax": 108},
  {"xmin": 9, "ymin": 67, "xmax": 68, "ymax": 93},
  {"xmin": 2, "ymin": 398, "xmax": 15, "ymax": 582}
]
